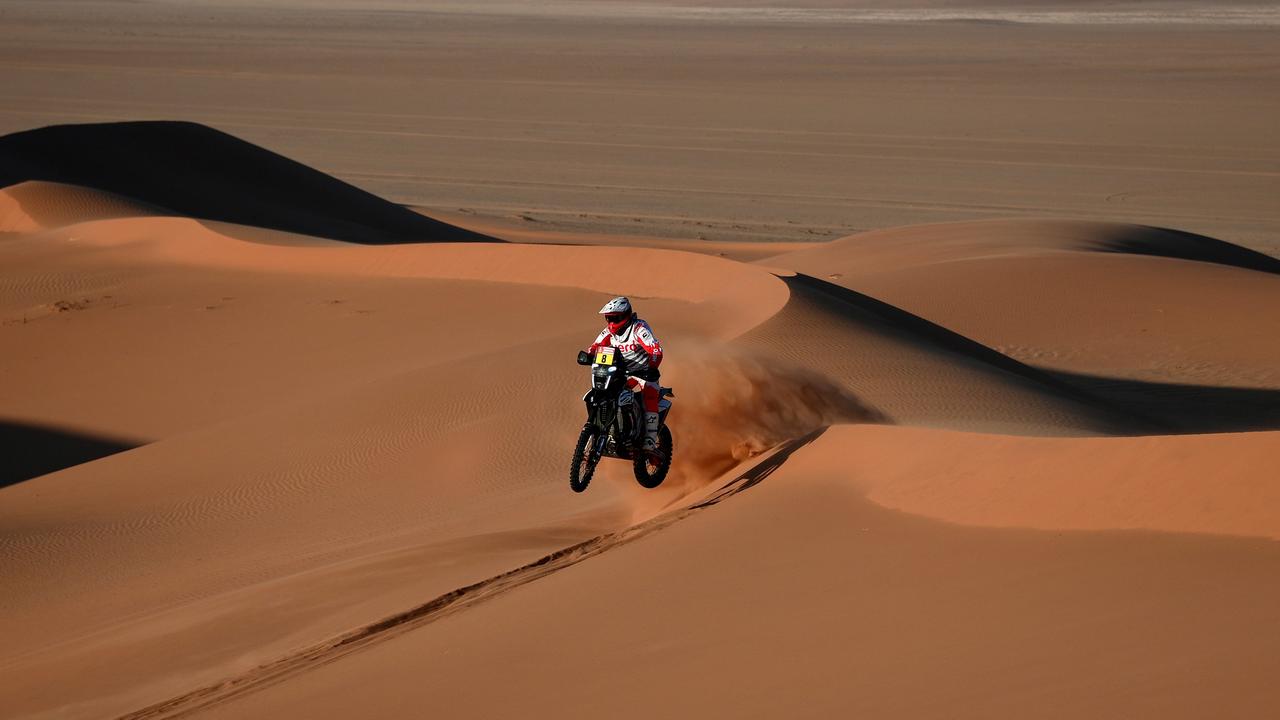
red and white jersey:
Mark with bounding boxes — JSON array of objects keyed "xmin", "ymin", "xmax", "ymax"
[{"xmin": 590, "ymin": 318, "xmax": 663, "ymax": 373}]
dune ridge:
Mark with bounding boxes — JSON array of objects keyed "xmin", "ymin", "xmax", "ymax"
[
  {"xmin": 766, "ymin": 218, "xmax": 1280, "ymax": 427},
  {"xmin": 741, "ymin": 273, "xmax": 1146, "ymax": 435},
  {"xmin": 0, "ymin": 181, "xmax": 164, "ymax": 233},
  {"xmin": 767, "ymin": 218, "xmax": 1280, "ymax": 277}
]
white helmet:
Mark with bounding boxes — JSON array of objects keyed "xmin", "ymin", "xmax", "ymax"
[
  {"xmin": 599, "ymin": 296, "xmax": 634, "ymax": 333},
  {"xmin": 599, "ymin": 296, "xmax": 632, "ymax": 315}
]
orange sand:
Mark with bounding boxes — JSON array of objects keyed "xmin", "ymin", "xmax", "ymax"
[{"xmin": 3, "ymin": 4, "xmax": 1280, "ymax": 718}]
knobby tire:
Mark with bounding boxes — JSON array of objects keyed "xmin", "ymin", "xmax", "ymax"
[
  {"xmin": 570, "ymin": 424, "xmax": 599, "ymax": 493},
  {"xmin": 633, "ymin": 425, "xmax": 673, "ymax": 489}
]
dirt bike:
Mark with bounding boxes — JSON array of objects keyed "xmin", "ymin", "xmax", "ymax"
[{"xmin": 569, "ymin": 347, "xmax": 674, "ymax": 493}]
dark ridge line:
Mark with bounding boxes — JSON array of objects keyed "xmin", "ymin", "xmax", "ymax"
[
  {"xmin": 1093, "ymin": 225, "xmax": 1280, "ymax": 276},
  {"xmin": 114, "ymin": 429, "xmax": 826, "ymax": 720},
  {"xmin": 780, "ymin": 273, "xmax": 1171, "ymax": 433},
  {"xmin": 782, "ymin": 273, "xmax": 1280, "ymax": 435},
  {"xmin": 0, "ymin": 121, "xmax": 497, "ymax": 245},
  {"xmin": 785, "ymin": 273, "xmax": 1094, "ymax": 396}
]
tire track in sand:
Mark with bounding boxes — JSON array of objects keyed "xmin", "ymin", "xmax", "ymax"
[{"xmin": 113, "ymin": 430, "xmax": 825, "ymax": 720}]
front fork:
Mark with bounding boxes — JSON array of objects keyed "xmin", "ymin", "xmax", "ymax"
[{"xmin": 582, "ymin": 394, "xmax": 617, "ymax": 459}]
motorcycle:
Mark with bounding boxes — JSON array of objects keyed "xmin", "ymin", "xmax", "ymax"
[{"xmin": 570, "ymin": 346, "xmax": 674, "ymax": 492}]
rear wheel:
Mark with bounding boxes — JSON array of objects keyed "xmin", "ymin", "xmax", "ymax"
[
  {"xmin": 633, "ymin": 424, "xmax": 673, "ymax": 489},
  {"xmin": 570, "ymin": 424, "xmax": 600, "ymax": 493}
]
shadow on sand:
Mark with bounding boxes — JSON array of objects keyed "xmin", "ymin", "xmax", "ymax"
[
  {"xmin": 781, "ymin": 274, "xmax": 1154, "ymax": 425},
  {"xmin": 0, "ymin": 121, "xmax": 497, "ymax": 245},
  {"xmin": 1094, "ymin": 225, "xmax": 1280, "ymax": 276},
  {"xmin": 780, "ymin": 274, "xmax": 1280, "ymax": 435},
  {"xmin": 1, "ymin": 420, "xmax": 139, "ymax": 489},
  {"xmin": 1042, "ymin": 370, "xmax": 1280, "ymax": 434}
]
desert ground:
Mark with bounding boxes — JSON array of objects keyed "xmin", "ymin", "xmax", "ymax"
[{"xmin": 2, "ymin": 2, "xmax": 1280, "ymax": 718}]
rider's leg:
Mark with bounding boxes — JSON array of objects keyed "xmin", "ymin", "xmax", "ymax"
[
  {"xmin": 627, "ymin": 377, "xmax": 663, "ymax": 451},
  {"xmin": 640, "ymin": 382, "xmax": 660, "ymax": 413},
  {"xmin": 643, "ymin": 415, "xmax": 660, "ymax": 451}
]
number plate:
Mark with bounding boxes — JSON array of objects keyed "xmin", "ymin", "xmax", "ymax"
[{"xmin": 594, "ymin": 347, "xmax": 616, "ymax": 366}]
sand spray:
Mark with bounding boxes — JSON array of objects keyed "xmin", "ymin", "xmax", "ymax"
[{"xmin": 618, "ymin": 344, "xmax": 887, "ymax": 519}]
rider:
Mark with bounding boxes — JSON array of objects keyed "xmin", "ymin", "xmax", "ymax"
[{"xmin": 586, "ymin": 296, "xmax": 664, "ymax": 453}]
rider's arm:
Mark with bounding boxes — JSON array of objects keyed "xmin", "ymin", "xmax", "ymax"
[
  {"xmin": 586, "ymin": 328, "xmax": 610, "ymax": 352},
  {"xmin": 636, "ymin": 323, "xmax": 663, "ymax": 368}
]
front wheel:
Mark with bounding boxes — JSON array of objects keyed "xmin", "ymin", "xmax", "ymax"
[
  {"xmin": 570, "ymin": 424, "xmax": 600, "ymax": 493},
  {"xmin": 633, "ymin": 424, "xmax": 673, "ymax": 489}
]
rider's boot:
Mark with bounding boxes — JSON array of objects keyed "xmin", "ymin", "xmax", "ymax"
[{"xmin": 643, "ymin": 412, "xmax": 661, "ymax": 453}]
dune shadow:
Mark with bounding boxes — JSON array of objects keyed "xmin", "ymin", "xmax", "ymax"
[
  {"xmin": 781, "ymin": 273, "xmax": 1149, "ymax": 419},
  {"xmin": 1094, "ymin": 225, "xmax": 1280, "ymax": 275},
  {"xmin": 1042, "ymin": 370, "xmax": 1280, "ymax": 433},
  {"xmin": 0, "ymin": 420, "xmax": 139, "ymax": 489},
  {"xmin": 773, "ymin": 274, "xmax": 1280, "ymax": 435},
  {"xmin": 0, "ymin": 121, "xmax": 497, "ymax": 245}
]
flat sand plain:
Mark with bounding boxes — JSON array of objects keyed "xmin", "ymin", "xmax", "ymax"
[
  {"xmin": 2, "ymin": 3, "xmax": 1279, "ymax": 719},
  {"xmin": 3, "ymin": 0, "xmax": 1279, "ymax": 250}
]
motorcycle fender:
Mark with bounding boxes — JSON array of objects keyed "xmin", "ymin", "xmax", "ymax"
[{"xmin": 658, "ymin": 398, "xmax": 672, "ymax": 426}]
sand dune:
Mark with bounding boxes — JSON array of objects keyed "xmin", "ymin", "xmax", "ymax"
[
  {"xmin": 0, "ymin": 122, "xmax": 493, "ymax": 244},
  {"xmin": 3, "ymin": 113, "xmax": 1278, "ymax": 720},
  {"xmin": 0, "ymin": 181, "xmax": 163, "ymax": 233},
  {"xmin": 767, "ymin": 219, "xmax": 1280, "ymax": 429},
  {"xmin": 741, "ymin": 273, "xmax": 1144, "ymax": 435}
]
